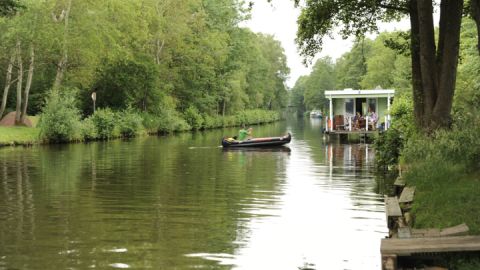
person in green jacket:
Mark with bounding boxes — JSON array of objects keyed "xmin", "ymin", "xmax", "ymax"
[{"xmin": 238, "ymin": 125, "xmax": 252, "ymax": 141}]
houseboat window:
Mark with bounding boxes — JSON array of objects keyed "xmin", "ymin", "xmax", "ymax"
[
  {"xmin": 345, "ymin": 98, "xmax": 354, "ymax": 116},
  {"xmin": 368, "ymin": 98, "xmax": 377, "ymax": 112}
]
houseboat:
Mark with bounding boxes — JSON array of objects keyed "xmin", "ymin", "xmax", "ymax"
[{"xmin": 324, "ymin": 88, "xmax": 394, "ymax": 134}]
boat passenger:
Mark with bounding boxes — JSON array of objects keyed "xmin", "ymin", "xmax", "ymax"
[
  {"xmin": 246, "ymin": 127, "xmax": 253, "ymax": 139},
  {"xmin": 238, "ymin": 126, "xmax": 249, "ymax": 141}
]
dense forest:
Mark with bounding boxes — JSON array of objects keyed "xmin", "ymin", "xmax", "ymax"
[{"xmin": 0, "ymin": 0, "xmax": 289, "ymax": 141}]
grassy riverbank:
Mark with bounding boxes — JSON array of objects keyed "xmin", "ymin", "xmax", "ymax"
[
  {"xmin": 0, "ymin": 109, "xmax": 282, "ymax": 147},
  {"xmin": 403, "ymin": 164, "xmax": 480, "ymax": 234},
  {"xmin": 399, "ymin": 124, "xmax": 480, "ymax": 235},
  {"xmin": 0, "ymin": 127, "xmax": 40, "ymax": 146},
  {"xmin": 385, "ymin": 126, "xmax": 480, "ymax": 268}
]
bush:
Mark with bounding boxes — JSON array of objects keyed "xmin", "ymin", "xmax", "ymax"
[
  {"xmin": 38, "ymin": 89, "xmax": 82, "ymax": 142},
  {"xmin": 183, "ymin": 106, "xmax": 204, "ymax": 130},
  {"xmin": 80, "ymin": 117, "xmax": 97, "ymax": 140},
  {"xmin": 374, "ymin": 93, "xmax": 415, "ymax": 169},
  {"xmin": 118, "ymin": 109, "xmax": 144, "ymax": 137},
  {"xmin": 90, "ymin": 108, "xmax": 119, "ymax": 139},
  {"xmin": 203, "ymin": 114, "xmax": 223, "ymax": 129},
  {"xmin": 374, "ymin": 127, "xmax": 403, "ymax": 169},
  {"xmin": 141, "ymin": 112, "xmax": 162, "ymax": 134}
]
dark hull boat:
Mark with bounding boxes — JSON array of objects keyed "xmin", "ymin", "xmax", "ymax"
[{"xmin": 222, "ymin": 133, "xmax": 291, "ymax": 148}]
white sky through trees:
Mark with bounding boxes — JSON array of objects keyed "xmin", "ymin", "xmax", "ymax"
[{"xmin": 242, "ymin": 1, "xmax": 410, "ymax": 88}]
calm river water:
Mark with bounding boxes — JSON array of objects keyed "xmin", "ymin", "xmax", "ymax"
[{"xmin": 0, "ymin": 118, "xmax": 391, "ymax": 270}]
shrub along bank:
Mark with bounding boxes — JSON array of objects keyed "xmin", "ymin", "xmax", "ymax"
[{"xmin": 1, "ymin": 90, "xmax": 281, "ymax": 146}]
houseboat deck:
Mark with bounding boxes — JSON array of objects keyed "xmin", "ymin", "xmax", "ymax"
[{"xmin": 327, "ymin": 130, "xmax": 379, "ymax": 135}]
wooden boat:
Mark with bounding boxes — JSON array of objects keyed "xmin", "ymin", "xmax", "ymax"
[{"xmin": 222, "ymin": 133, "xmax": 291, "ymax": 148}]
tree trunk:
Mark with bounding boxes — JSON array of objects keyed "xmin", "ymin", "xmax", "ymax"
[
  {"xmin": 409, "ymin": 0, "xmax": 463, "ymax": 132},
  {"xmin": 416, "ymin": 0, "xmax": 438, "ymax": 128},
  {"xmin": 433, "ymin": 0, "xmax": 463, "ymax": 128},
  {"xmin": 0, "ymin": 53, "xmax": 15, "ymax": 119},
  {"xmin": 15, "ymin": 41, "xmax": 23, "ymax": 125},
  {"xmin": 409, "ymin": 0, "xmax": 424, "ymax": 128},
  {"xmin": 21, "ymin": 46, "xmax": 34, "ymax": 123},
  {"xmin": 155, "ymin": 39, "xmax": 165, "ymax": 65},
  {"xmin": 52, "ymin": 0, "xmax": 72, "ymax": 90},
  {"xmin": 470, "ymin": 0, "xmax": 480, "ymax": 55}
]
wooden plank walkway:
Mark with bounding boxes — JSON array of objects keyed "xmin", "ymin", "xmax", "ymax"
[
  {"xmin": 381, "ymin": 235, "xmax": 480, "ymax": 256},
  {"xmin": 440, "ymin": 223, "xmax": 470, "ymax": 237},
  {"xmin": 385, "ymin": 197, "xmax": 402, "ymax": 217},
  {"xmin": 393, "ymin": 177, "xmax": 405, "ymax": 188},
  {"xmin": 399, "ymin": 186, "xmax": 415, "ymax": 204}
]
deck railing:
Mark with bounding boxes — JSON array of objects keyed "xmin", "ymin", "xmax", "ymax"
[{"xmin": 325, "ymin": 115, "xmax": 390, "ymax": 133}]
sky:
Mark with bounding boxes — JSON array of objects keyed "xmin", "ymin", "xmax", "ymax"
[{"xmin": 242, "ymin": 1, "xmax": 410, "ymax": 88}]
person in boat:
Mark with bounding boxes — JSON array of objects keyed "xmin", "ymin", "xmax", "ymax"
[
  {"xmin": 246, "ymin": 127, "xmax": 253, "ymax": 139},
  {"xmin": 238, "ymin": 125, "xmax": 253, "ymax": 141}
]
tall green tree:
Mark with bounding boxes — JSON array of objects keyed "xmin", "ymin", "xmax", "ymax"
[
  {"xmin": 335, "ymin": 40, "xmax": 372, "ymax": 89},
  {"xmin": 290, "ymin": 76, "xmax": 307, "ymax": 115},
  {"xmin": 303, "ymin": 56, "xmax": 335, "ymax": 111},
  {"xmin": 295, "ymin": 0, "xmax": 464, "ymax": 132},
  {"xmin": 360, "ymin": 33, "xmax": 397, "ymax": 89}
]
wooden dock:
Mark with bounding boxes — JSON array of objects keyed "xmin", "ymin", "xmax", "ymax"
[
  {"xmin": 381, "ymin": 235, "xmax": 480, "ymax": 256},
  {"xmin": 327, "ymin": 130, "xmax": 378, "ymax": 135},
  {"xmin": 398, "ymin": 186, "xmax": 415, "ymax": 204},
  {"xmin": 381, "ymin": 178, "xmax": 477, "ymax": 270}
]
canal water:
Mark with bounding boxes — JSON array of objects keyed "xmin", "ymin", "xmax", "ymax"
[{"xmin": 0, "ymin": 118, "xmax": 391, "ymax": 269}]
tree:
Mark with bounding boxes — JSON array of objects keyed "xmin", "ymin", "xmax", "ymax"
[
  {"xmin": 295, "ymin": 0, "xmax": 464, "ymax": 132},
  {"xmin": 303, "ymin": 57, "xmax": 335, "ymax": 111},
  {"xmin": 335, "ymin": 40, "xmax": 372, "ymax": 89},
  {"xmin": 360, "ymin": 33, "xmax": 397, "ymax": 89},
  {"xmin": 290, "ymin": 76, "xmax": 307, "ymax": 115},
  {"xmin": 93, "ymin": 57, "xmax": 161, "ymax": 112}
]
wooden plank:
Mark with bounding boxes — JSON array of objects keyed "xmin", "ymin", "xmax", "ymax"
[
  {"xmin": 399, "ymin": 186, "xmax": 416, "ymax": 204},
  {"xmin": 385, "ymin": 197, "xmax": 402, "ymax": 217},
  {"xmin": 440, "ymin": 223, "xmax": 469, "ymax": 237},
  {"xmin": 411, "ymin": 228, "xmax": 441, "ymax": 238},
  {"xmin": 381, "ymin": 235, "xmax": 480, "ymax": 256},
  {"xmin": 394, "ymin": 177, "xmax": 406, "ymax": 187},
  {"xmin": 398, "ymin": 227, "xmax": 412, "ymax": 239}
]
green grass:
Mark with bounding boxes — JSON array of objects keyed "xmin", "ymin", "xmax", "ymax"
[
  {"xmin": 0, "ymin": 126, "xmax": 40, "ymax": 146},
  {"xmin": 405, "ymin": 161, "xmax": 480, "ymax": 234},
  {"xmin": 29, "ymin": 115, "xmax": 40, "ymax": 127}
]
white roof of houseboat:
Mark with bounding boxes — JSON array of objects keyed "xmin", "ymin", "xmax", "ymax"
[{"xmin": 325, "ymin": 88, "xmax": 394, "ymax": 98}]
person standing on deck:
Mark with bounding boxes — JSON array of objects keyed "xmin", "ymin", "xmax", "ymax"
[{"xmin": 369, "ymin": 109, "xmax": 378, "ymax": 130}]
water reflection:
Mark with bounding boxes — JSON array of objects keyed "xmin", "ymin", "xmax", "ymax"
[
  {"xmin": 0, "ymin": 119, "xmax": 388, "ymax": 270},
  {"xmin": 209, "ymin": 141, "xmax": 387, "ymax": 270}
]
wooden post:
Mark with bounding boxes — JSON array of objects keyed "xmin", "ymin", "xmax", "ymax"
[
  {"xmin": 91, "ymin": 92, "xmax": 96, "ymax": 113},
  {"xmin": 329, "ymin": 97, "xmax": 333, "ymax": 128},
  {"xmin": 366, "ymin": 116, "xmax": 369, "ymax": 131},
  {"xmin": 382, "ymin": 254, "xmax": 397, "ymax": 270},
  {"xmin": 325, "ymin": 116, "xmax": 329, "ymax": 132}
]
